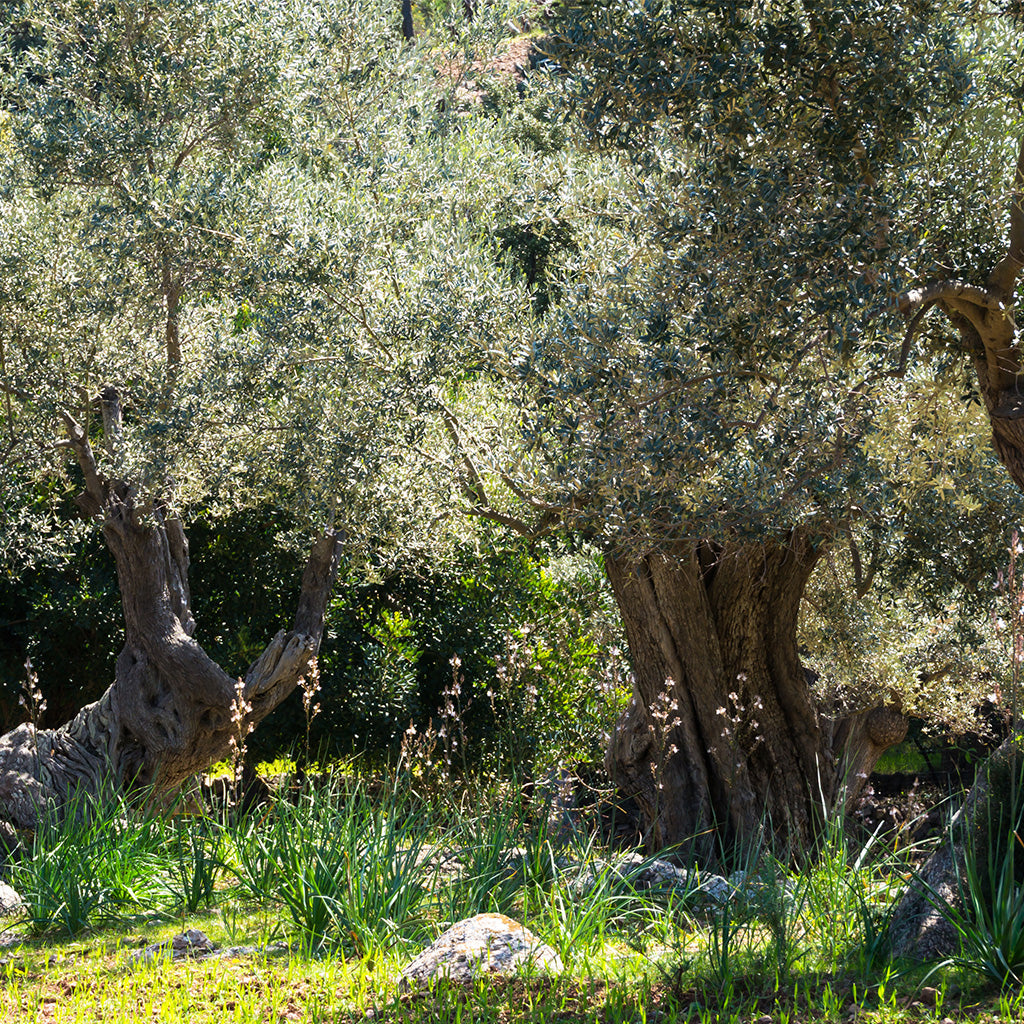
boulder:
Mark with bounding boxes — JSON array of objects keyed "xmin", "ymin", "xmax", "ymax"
[
  {"xmin": 400, "ymin": 913, "xmax": 562, "ymax": 989},
  {"xmin": 569, "ymin": 852, "xmax": 685, "ymax": 898}
]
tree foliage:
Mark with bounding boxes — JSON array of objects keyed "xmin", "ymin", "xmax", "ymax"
[{"xmin": 1, "ymin": 0, "xmax": 1023, "ymax": 817}]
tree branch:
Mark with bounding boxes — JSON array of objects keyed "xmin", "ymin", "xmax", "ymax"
[
  {"xmin": 0, "ymin": 378, "xmax": 31, "ymax": 403},
  {"xmin": 292, "ymin": 528, "xmax": 345, "ymax": 648},
  {"xmin": 894, "ymin": 300, "xmax": 937, "ymax": 377},
  {"xmin": 987, "ymin": 133, "xmax": 1024, "ymax": 300},
  {"xmin": 436, "ymin": 399, "xmax": 572, "ymax": 518},
  {"xmin": 100, "ymin": 385, "xmax": 124, "ymax": 460},
  {"xmin": 847, "ymin": 527, "xmax": 881, "ymax": 600},
  {"xmin": 0, "ymin": 336, "xmax": 15, "ymax": 445},
  {"xmin": 898, "ymin": 279, "xmax": 1006, "ymax": 317},
  {"xmin": 468, "ymin": 503, "xmax": 552, "ymax": 539},
  {"xmin": 898, "ymin": 278, "xmax": 1019, "ymax": 391},
  {"xmin": 60, "ymin": 411, "xmax": 107, "ymax": 517},
  {"xmin": 438, "ymin": 402, "xmax": 489, "ymax": 508}
]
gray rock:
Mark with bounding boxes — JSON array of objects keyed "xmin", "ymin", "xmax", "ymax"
[
  {"xmin": 129, "ymin": 928, "xmax": 215, "ymax": 967},
  {"xmin": 567, "ymin": 853, "xmax": 768, "ymax": 911},
  {"xmin": 400, "ymin": 913, "xmax": 562, "ymax": 989},
  {"xmin": 0, "ymin": 882, "xmax": 22, "ymax": 917},
  {"xmin": 569, "ymin": 852, "xmax": 696, "ymax": 900},
  {"xmin": 695, "ymin": 872, "xmax": 733, "ymax": 906}
]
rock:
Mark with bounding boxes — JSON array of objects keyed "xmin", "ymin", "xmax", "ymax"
[
  {"xmin": 129, "ymin": 928, "xmax": 216, "ymax": 967},
  {"xmin": 888, "ymin": 738, "xmax": 1015, "ymax": 961},
  {"xmin": 696, "ymin": 872, "xmax": 734, "ymax": 906},
  {"xmin": 621, "ymin": 852, "xmax": 691, "ymax": 891},
  {"xmin": 569, "ymin": 852, "xmax": 687, "ymax": 898},
  {"xmin": 0, "ymin": 882, "xmax": 22, "ymax": 917},
  {"xmin": 569, "ymin": 852, "xmax": 738, "ymax": 908},
  {"xmin": 400, "ymin": 913, "xmax": 562, "ymax": 989}
]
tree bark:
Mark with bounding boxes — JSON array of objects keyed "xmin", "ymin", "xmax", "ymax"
[
  {"xmin": 603, "ymin": 533, "xmax": 905, "ymax": 863},
  {"xmin": 0, "ymin": 403, "xmax": 342, "ymax": 831}
]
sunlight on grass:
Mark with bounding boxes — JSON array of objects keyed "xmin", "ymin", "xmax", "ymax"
[{"xmin": 0, "ymin": 769, "xmax": 1015, "ymax": 1023}]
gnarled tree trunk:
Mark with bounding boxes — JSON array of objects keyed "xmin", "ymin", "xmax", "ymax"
[
  {"xmin": 604, "ymin": 532, "xmax": 906, "ymax": 862},
  {"xmin": 0, "ymin": 400, "xmax": 342, "ymax": 830}
]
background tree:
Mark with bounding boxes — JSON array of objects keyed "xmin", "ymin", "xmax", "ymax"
[{"xmin": 879, "ymin": 13, "xmax": 1024, "ymax": 958}]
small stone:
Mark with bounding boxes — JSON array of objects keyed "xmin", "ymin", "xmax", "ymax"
[
  {"xmin": 400, "ymin": 913, "xmax": 562, "ymax": 990},
  {"xmin": 918, "ymin": 986, "xmax": 939, "ymax": 1006}
]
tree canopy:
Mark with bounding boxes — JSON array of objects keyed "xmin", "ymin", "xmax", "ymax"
[{"xmin": 1, "ymin": 0, "xmax": 1024, "ymax": 854}]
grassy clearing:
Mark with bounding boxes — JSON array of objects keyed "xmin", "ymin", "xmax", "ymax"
[{"xmin": 0, "ymin": 772, "xmax": 1022, "ymax": 1023}]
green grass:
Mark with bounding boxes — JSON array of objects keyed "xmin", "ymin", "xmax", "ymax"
[{"xmin": 0, "ymin": 771, "xmax": 1020, "ymax": 1023}]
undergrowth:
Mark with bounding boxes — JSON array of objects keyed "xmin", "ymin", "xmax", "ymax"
[{"xmin": 0, "ymin": 768, "xmax": 1019, "ymax": 1022}]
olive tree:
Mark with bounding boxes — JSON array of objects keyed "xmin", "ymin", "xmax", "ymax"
[
  {"xmin": 0, "ymin": 0, "xmax": 527, "ymax": 826},
  {"xmin": 432, "ymin": 0, "xmax": 1024, "ymax": 859}
]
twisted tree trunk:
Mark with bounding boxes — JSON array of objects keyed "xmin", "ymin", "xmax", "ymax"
[
  {"xmin": 0, "ymin": 396, "xmax": 342, "ymax": 830},
  {"xmin": 604, "ymin": 533, "xmax": 906, "ymax": 862}
]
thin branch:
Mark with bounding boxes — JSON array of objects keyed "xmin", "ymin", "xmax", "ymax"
[
  {"xmin": 0, "ymin": 336, "xmax": 13, "ymax": 445},
  {"xmin": 434, "ymin": 400, "xmax": 569, "ymax": 536},
  {"xmin": 0, "ymin": 378, "xmax": 31, "ymax": 403},
  {"xmin": 847, "ymin": 528, "xmax": 864, "ymax": 595},
  {"xmin": 494, "ymin": 465, "xmax": 569, "ymax": 513},
  {"xmin": 437, "ymin": 398, "xmax": 568, "ymax": 514},
  {"xmin": 847, "ymin": 527, "xmax": 881, "ymax": 600},
  {"xmin": 467, "ymin": 503, "xmax": 550, "ymax": 540},
  {"xmin": 918, "ymin": 662, "xmax": 955, "ymax": 686},
  {"xmin": 751, "ymin": 339, "xmax": 815, "ymax": 432},
  {"xmin": 894, "ymin": 300, "xmax": 937, "ymax": 378},
  {"xmin": 635, "ymin": 368, "xmax": 778, "ymax": 412},
  {"xmin": 437, "ymin": 402, "xmax": 489, "ymax": 507},
  {"xmin": 171, "ymin": 115, "xmax": 231, "ymax": 174},
  {"xmin": 315, "ymin": 285, "xmax": 383, "ymax": 346}
]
